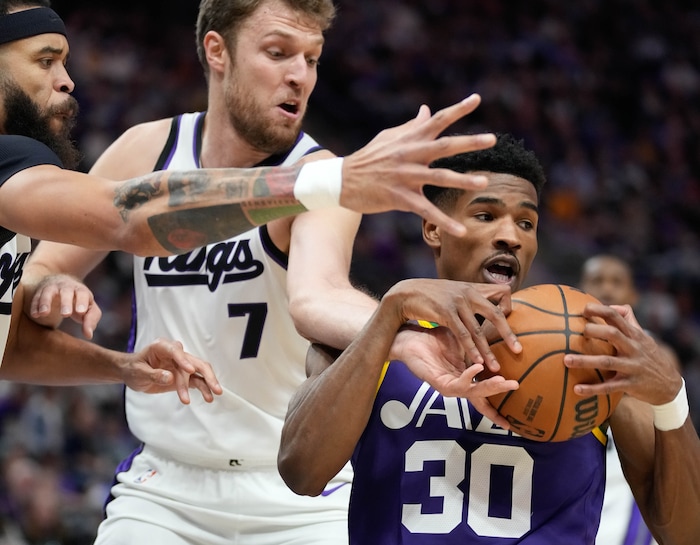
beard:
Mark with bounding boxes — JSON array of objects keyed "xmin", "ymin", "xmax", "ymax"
[
  {"xmin": 2, "ymin": 79, "xmax": 81, "ymax": 170},
  {"xmin": 224, "ymin": 76, "xmax": 303, "ymax": 155}
]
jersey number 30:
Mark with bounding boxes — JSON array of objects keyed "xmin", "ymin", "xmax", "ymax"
[{"xmin": 403, "ymin": 440, "xmax": 533, "ymax": 538}]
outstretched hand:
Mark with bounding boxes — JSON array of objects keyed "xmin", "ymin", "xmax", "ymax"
[
  {"xmin": 340, "ymin": 94, "xmax": 495, "ymax": 237},
  {"xmin": 119, "ymin": 338, "xmax": 223, "ymax": 405}
]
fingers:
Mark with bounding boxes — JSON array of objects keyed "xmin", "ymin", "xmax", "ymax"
[
  {"xmin": 415, "ymin": 198, "xmax": 470, "ymax": 237},
  {"xmin": 471, "ymin": 398, "xmax": 511, "ymax": 430},
  {"xmin": 452, "ymin": 287, "xmax": 519, "ymax": 372},
  {"xmin": 608, "ymin": 304, "xmax": 642, "ymax": 329},
  {"xmin": 388, "ymin": 176, "xmax": 487, "ymax": 237},
  {"xmin": 189, "ymin": 375, "xmax": 216, "ymax": 403},
  {"xmin": 29, "ymin": 275, "xmax": 103, "ymax": 338},
  {"xmin": 31, "ymin": 285, "xmax": 54, "ymax": 317},
  {"xmin": 469, "ymin": 376, "xmax": 520, "ymax": 430},
  {"xmin": 143, "ymin": 338, "xmax": 222, "ymax": 403},
  {"xmin": 80, "ymin": 303, "xmax": 102, "ymax": 340},
  {"xmin": 419, "ymin": 94, "xmax": 484, "ymax": 137},
  {"xmin": 405, "ymin": 94, "xmax": 480, "ymax": 135},
  {"xmin": 169, "ymin": 349, "xmax": 223, "ymax": 403},
  {"xmin": 413, "ymin": 103, "xmax": 431, "ymax": 123}
]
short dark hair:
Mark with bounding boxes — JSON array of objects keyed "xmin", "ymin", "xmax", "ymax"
[
  {"xmin": 195, "ymin": 0, "xmax": 336, "ymax": 77},
  {"xmin": 0, "ymin": 0, "xmax": 50, "ymax": 16},
  {"xmin": 424, "ymin": 133, "xmax": 547, "ymax": 209}
]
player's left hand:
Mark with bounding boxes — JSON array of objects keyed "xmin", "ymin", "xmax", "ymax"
[
  {"xmin": 563, "ymin": 303, "xmax": 682, "ymax": 405},
  {"xmin": 340, "ymin": 94, "xmax": 495, "ymax": 237},
  {"xmin": 119, "ymin": 337, "xmax": 223, "ymax": 404}
]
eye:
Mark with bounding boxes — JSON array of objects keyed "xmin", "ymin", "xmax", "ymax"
[
  {"xmin": 39, "ymin": 58, "xmax": 54, "ymax": 68},
  {"xmin": 267, "ymin": 48, "xmax": 285, "ymax": 59},
  {"xmin": 306, "ymin": 57, "xmax": 319, "ymax": 68},
  {"xmin": 518, "ymin": 219, "xmax": 535, "ymax": 231},
  {"xmin": 475, "ymin": 212, "xmax": 493, "ymax": 222}
]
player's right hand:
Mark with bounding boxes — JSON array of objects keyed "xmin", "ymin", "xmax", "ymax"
[{"xmin": 28, "ymin": 273, "xmax": 102, "ymax": 339}]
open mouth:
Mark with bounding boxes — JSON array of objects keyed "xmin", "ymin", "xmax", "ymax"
[
  {"xmin": 279, "ymin": 101, "xmax": 299, "ymax": 115},
  {"xmin": 483, "ymin": 256, "xmax": 519, "ymax": 285},
  {"xmin": 486, "ymin": 263, "xmax": 514, "ymax": 283}
]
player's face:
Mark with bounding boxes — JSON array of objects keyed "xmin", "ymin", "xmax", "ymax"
[
  {"xmin": 580, "ymin": 257, "xmax": 637, "ymax": 306},
  {"xmin": 423, "ymin": 172, "xmax": 539, "ymax": 292},
  {"xmin": 0, "ymin": 32, "xmax": 80, "ymax": 167},
  {"xmin": 223, "ymin": 0, "xmax": 323, "ymax": 154}
]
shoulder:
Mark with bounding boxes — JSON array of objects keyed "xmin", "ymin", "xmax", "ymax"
[
  {"xmin": 0, "ymin": 135, "xmax": 62, "ymax": 186},
  {"xmin": 90, "ymin": 118, "xmax": 175, "ymax": 178},
  {"xmin": 0, "ymin": 135, "xmax": 61, "ymax": 163}
]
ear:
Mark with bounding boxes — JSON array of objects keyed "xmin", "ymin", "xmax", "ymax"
[
  {"xmin": 422, "ymin": 218, "xmax": 442, "ymax": 252},
  {"xmin": 203, "ymin": 31, "xmax": 229, "ymax": 76}
]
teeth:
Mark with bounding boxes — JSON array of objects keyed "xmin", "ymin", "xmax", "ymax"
[{"xmin": 485, "ymin": 266, "xmax": 513, "ymax": 284}]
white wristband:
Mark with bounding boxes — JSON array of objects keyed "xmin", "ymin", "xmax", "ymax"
[
  {"xmin": 294, "ymin": 157, "xmax": 343, "ymax": 210},
  {"xmin": 652, "ymin": 379, "xmax": 690, "ymax": 431}
]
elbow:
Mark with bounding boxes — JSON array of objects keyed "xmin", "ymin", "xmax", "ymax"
[
  {"xmin": 277, "ymin": 448, "xmax": 329, "ymax": 497},
  {"xmin": 119, "ymin": 228, "xmax": 172, "ymax": 258},
  {"xmin": 288, "ymin": 293, "xmax": 316, "ymax": 341}
]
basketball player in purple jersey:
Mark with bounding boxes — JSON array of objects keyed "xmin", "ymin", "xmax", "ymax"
[{"xmin": 279, "ymin": 134, "xmax": 700, "ymax": 545}]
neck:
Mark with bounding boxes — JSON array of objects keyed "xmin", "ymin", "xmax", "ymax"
[{"xmin": 199, "ymin": 109, "xmax": 271, "ymax": 170}]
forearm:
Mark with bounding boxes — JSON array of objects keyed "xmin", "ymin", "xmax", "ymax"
[
  {"xmin": 615, "ymin": 393, "xmax": 700, "ymax": 545},
  {"xmin": 644, "ymin": 416, "xmax": 700, "ymax": 544},
  {"xmin": 117, "ymin": 165, "xmax": 306, "ymax": 255},
  {"xmin": 291, "ymin": 287, "xmax": 378, "ymax": 349},
  {"xmin": 1, "ymin": 307, "xmax": 123, "ymax": 385}
]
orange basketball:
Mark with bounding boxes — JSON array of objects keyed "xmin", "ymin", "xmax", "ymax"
[{"xmin": 484, "ymin": 284, "xmax": 623, "ymax": 442}]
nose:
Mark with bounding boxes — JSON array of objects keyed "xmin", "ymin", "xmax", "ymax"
[
  {"xmin": 285, "ymin": 55, "xmax": 314, "ymax": 89},
  {"xmin": 55, "ymin": 63, "xmax": 75, "ymax": 94},
  {"xmin": 493, "ymin": 218, "xmax": 522, "ymax": 250}
]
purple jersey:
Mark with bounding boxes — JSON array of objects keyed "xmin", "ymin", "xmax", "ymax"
[{"xmin": 349, "ymin": 361, "xmax": 607, "ymax": 544}]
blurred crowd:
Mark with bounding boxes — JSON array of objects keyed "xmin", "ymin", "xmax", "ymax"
[{"xmin": 1, "ymin": 1, "xmax": 699, "ymax": 543}]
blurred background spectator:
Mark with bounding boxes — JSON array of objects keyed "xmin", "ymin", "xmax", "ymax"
[{"xmin": 1, "ymin": 1, "xmax": 699, "ymax": 542}]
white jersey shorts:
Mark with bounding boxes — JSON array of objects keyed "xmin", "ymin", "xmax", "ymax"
[{"xmin": 94, "ymin": 446, "xmax": 352, "ymax": 545}]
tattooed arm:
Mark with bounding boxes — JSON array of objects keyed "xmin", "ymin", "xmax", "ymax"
[{"xmin": 0, "ymin": 96, "xmax": 494, "ymax": 256}]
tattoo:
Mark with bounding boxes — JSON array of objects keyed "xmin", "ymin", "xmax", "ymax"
[
  {"xmin": 114, "ymin": 176, "xmax": 163, "ymax": 221},
  {"xmin": 148, "ymin": 205, "xmax": 251, "ymax": 254},
  {"xmin": 246, "ymin": 202, "xmax": 306, "ymax": 225},
  {"xmin": 114, "ymin": 165, "xmax": 306, "ymax": 254}
]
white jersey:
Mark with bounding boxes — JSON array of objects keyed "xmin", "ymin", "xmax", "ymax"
[
  {"xmin": 126, "ymin": 112, "xmax": 322, "ymax": 467},
  {"xmin": 0, "ymin": 233, "xmax": 31, "ymax": 356}
]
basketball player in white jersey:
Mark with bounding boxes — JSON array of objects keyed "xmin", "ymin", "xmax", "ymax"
[
  {"xmin": 580, "ymin": 254, "xmax": 682, "ymax": 545},
  {"xmin": 21, "ymin": 1, "xmax": 520, "ymax": 543},
  {"xmin": 0, "ymin": 0, "xmax": 508, "ymax": 400}
]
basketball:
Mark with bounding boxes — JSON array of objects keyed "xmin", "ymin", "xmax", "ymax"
[{"xmin": 483, "ymin": 284, "xmax": 623, "ymax": 442}]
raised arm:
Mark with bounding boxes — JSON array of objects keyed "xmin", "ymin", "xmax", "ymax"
[
  {"xmin": 0, "ymin": 96, "xmax": 494, "ymax": 257},
  {"xmin": 564, "ymin": 304, "xmax": 700, "ymax": 545}
]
